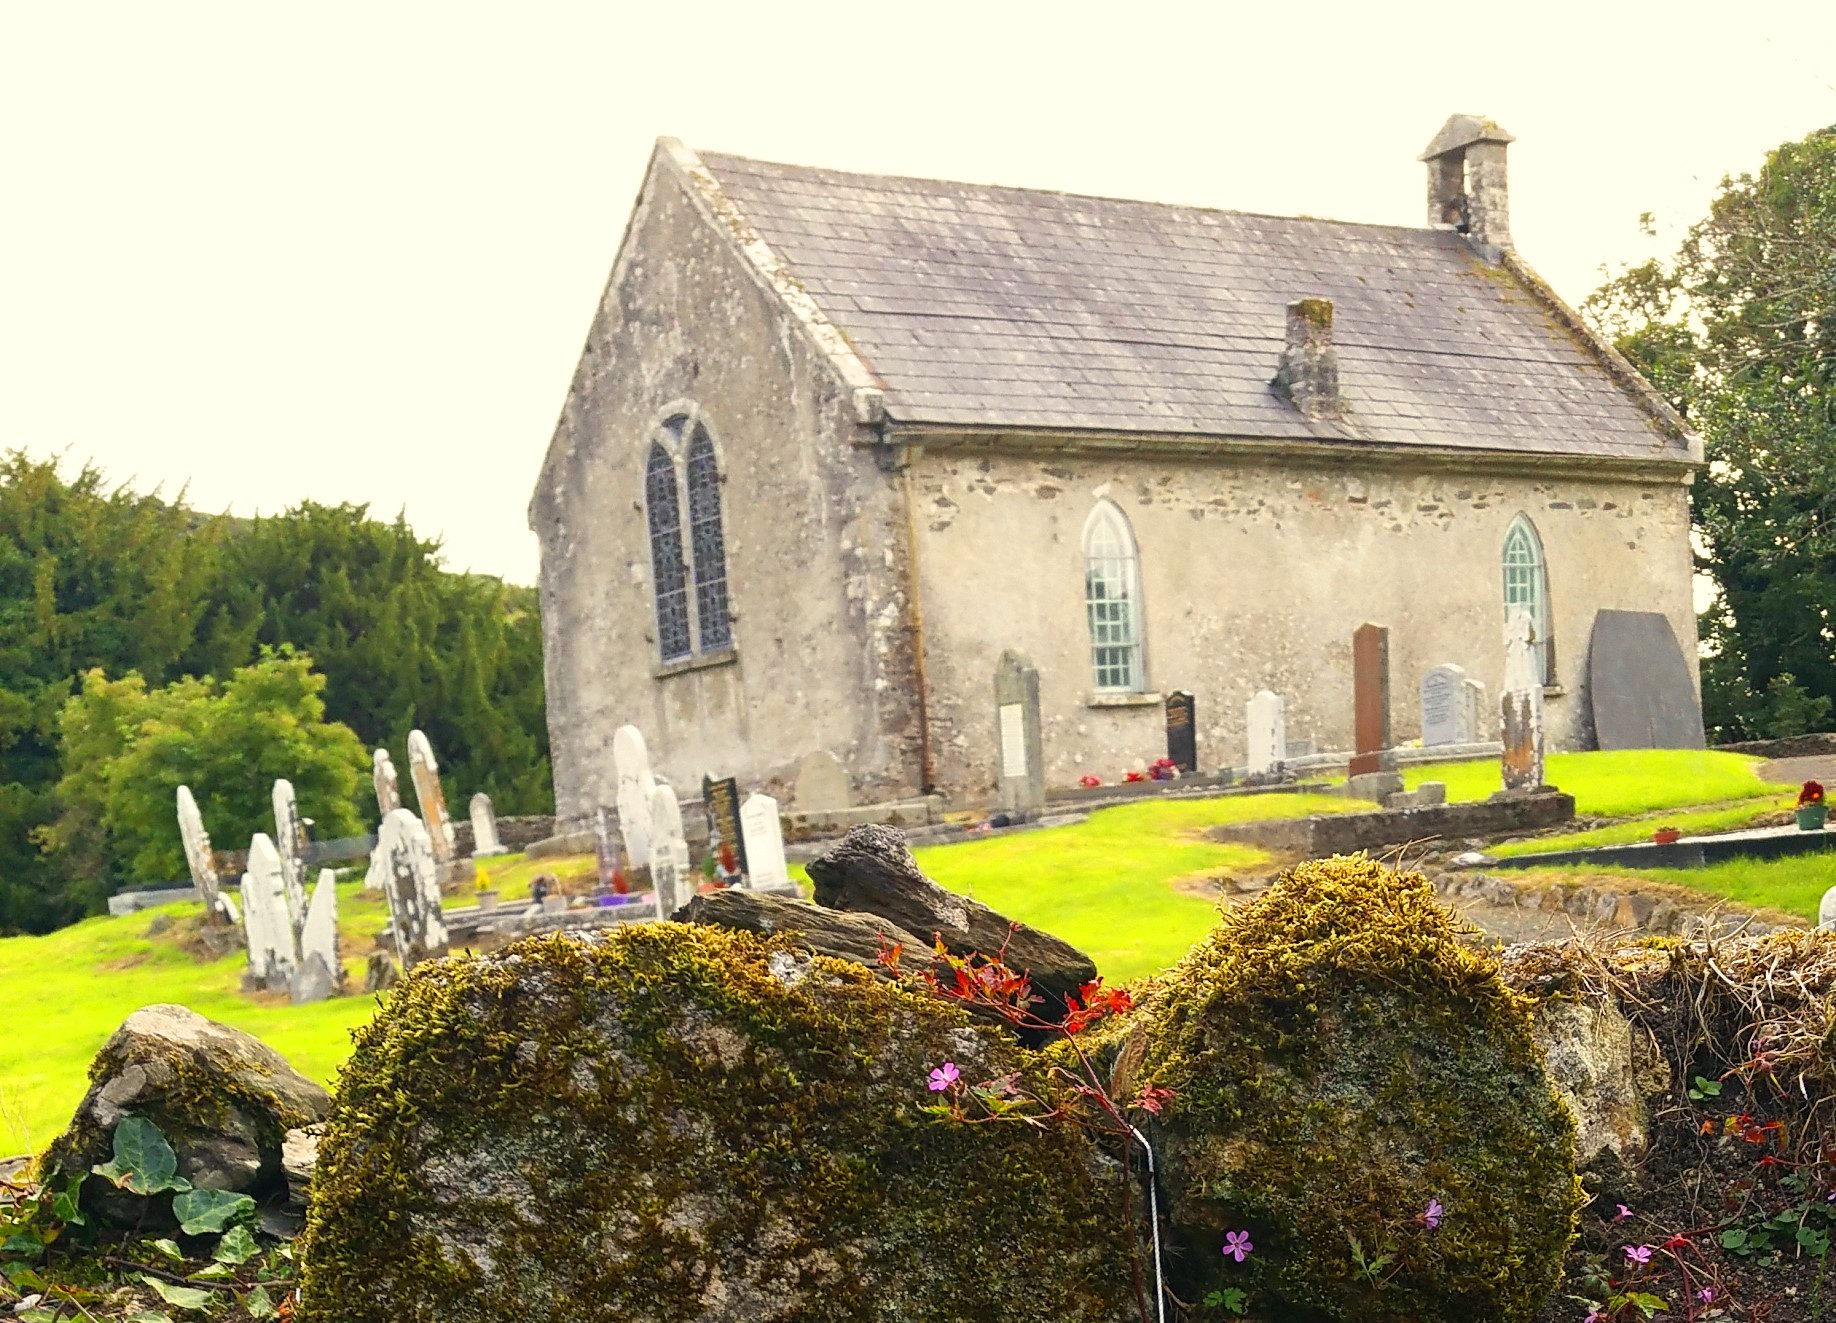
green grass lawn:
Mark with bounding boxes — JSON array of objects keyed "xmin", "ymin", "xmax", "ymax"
[
  {"xmin": 1490, "ymin": 796, "xmax": 1794, "ymax": 858},
  {"xmin": 1517, "ymin": 851, "xmax": 1836, "ymax": 926},
  {"xmin": 1401, "ymin": 749, "xmax": 1774, "ymax": 817}
]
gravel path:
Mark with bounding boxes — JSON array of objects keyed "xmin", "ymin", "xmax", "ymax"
[{"xmin": 1758, "ymin": 755, "xmax": 1836, "ymax": 786}]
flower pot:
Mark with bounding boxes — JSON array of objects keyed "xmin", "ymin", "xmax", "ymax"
[
  {"xmin": 1797, "ymin": 805, "xmax": 1829, "ymax": 832},
  {"xmin": 474, "ymin": 889, "xmax": 499, "ymax": 913},
  {"xmin": 1652, "ymin": 828, "xmax": 1681, "ymax": 845}
]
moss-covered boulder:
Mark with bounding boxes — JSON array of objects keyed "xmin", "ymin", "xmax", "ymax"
[
  {"xmin": 298, "ymin": 923, "xmax": 1137, "ymax": 1323},
  {"xmin": 40, "ymin": 1003, "xmax": 331, "ymax": 1225},
  {"xmin": 1130, "ymin": 855, "xmax": 1580, "ymax": 1323}
]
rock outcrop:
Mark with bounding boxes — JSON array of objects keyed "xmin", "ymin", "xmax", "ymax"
[
  {"xmin": 298, "ymin": 924, "xmax": 1137, "ymax": 1323},
  {"xmin": 40, "ymin": 1004, "xmax": 332, "ymax": 1226}
]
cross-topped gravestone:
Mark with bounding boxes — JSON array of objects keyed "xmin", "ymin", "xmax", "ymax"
[
  {"xmin": 995, "ymin": 650, "xmax": 1046, "ymax": 820},
  {"xmin": 1420, "ymin": 664, "xmax": 1467, "ymax": 747},
  {"xmin": 648, "ymin": 782, "xmax": 691, "ymax": 920},
  {"xmin": 614, "ymin": 725, "xmax": 657, "ymax": 871},
  {"xmin": 1349, "ymin": 623, "xmax": 1392, "ymax": 776},
  {"xmin": 176, "ymin": 785, "xmax": 225, "ymax": 920},
  {"xmin": 270, "ymin": 779, "xmax": 308, "ymax": 930},
  {"xmin": 739, "ymin": 792, "xmax": 790, "ymax": 891},
  {"xmin": 407, "ymin": 731, "xmax": 456, "ymax": 866},
  {"xmin": 372, "ymin": 748, "xmax": 402, "ymax": 817},
  {"xmin": 1246, "ymin": 689, "xmax": 1287, "ymax": 780},
  {"xmin": 375, "ymin": 807, "xmax": 449, "ymax": 969},
  {"xmin": 1501, "ymin": 610, "xmax": 1546, "ymax": 793},
  {"xmin": 469, "ymin": 792, "xmax": 506, "ymax": 856},
  {"xmin": 1165, "ymin": 691, "xmax": 1197, "ymax": 775}
]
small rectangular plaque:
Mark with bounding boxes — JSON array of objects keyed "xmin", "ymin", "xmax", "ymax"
[{"xmin": 998, "ymin": 703, "xmax": 1027, "ymax": 778}]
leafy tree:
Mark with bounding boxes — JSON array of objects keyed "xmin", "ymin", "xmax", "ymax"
[
  {"xmin": 50, "ymin": 651, "xmax": 368, "ymax": 885},
  {"xmin": 1586, "ymin": 127, "xmax": 1836, "ymax": 741}
]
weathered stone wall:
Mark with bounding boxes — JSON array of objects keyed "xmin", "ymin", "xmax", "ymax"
[
  {"xmin": 529, "ymin": 146, "xmax": 921, "ymax": 823},
  {"xmin": 907, "ymin": 445, "xmax": 1696, "ymax": 795},
  {"xmin": 1208, "ymin": 791, "xmax": 1576, "ymax": 855}
]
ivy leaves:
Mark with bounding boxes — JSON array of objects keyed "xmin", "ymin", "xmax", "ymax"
[{"xmin": 91, "ymin": 1117, "xmax": 188, "ymax": 1197}]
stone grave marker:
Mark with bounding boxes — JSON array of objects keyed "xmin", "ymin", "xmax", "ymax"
[
  {"xmin": 1165, "ymin": 691, "xmax": 1197, "ymax": 774},
  {"xmin": 1587, "ymin": 609, "xmax": 1706, "ymax": 751},
  {"xmin": 470, "ymin": 792, "xmax": 506, "ymax": 856},
  {"xmin": 373, "ymin": 748, "xmax": 402, "ymax": 817},
  {"xmin": 648, "ymin": 783, "xmax": 691, "ymax": 920},
  {"xmin": 407, "ymin": 730, "xmax": 457, "ymax": 866},
  {"xmin": 995, "ymin": 649, "xmax": 1046, "ymax": 820},
  {"xmin": 239, "ymin": 834, "xmax": 298, "ymax": 992},
  {"xmin": 176, "ymin": 785, "xmax": 225, "ymax": 920},
  {"xmin": 593, "ymin": 805, "xmax": 623, "ymax": 893},
  {"xmin": 292, "ymin": 867, "xmax": 342, "ymax": 1004},
  {"xmin": 739, "ymin": 791, "xmax": 790, "ymax": 891},
  {"xmin": 793, "ymin": 750, "xmax": 852, "ymax": 813},
  {"xmin": 375, "ymin": 807, "xmax": 449, "ymax": 969},
  {"xmin": 1501, "ymin": 610, "xmax": 1546, "ymax": 792},
  {"xmin": 1462, "ymin": 678, "xmax": 1488, "ymax": 744},
  {"xmin": 1246, "ymin": 689, "xmax": 1287, "ymax": 779},
  {"xmin": 271, "ymin": 778, "xmax": 309, "ymax": 929},
  {"xmin": 702, "ymin": 774, "xmax": 748, "ymax": 878},
  {"xmin": 1349, "ymin": 623, "xmax": 1393, "ymax": 776},
  {"xmin": 1420, "ymin": 664, "xmax": 1467, "ymax": 748},
  {"xmin": 614, "ymin": 725, "xmax": 657, "ymax": 870}
]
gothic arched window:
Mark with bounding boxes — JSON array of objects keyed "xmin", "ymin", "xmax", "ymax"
[
  {"xmin": 686, "ymin": 424, "xmax": 732, "ymax": 652},
  {"xmin": 645, "ymin": 441, "xmax": 692, "ymax": 662},
  {"xmin": 1503, "ymin": 514, "xmax": 1554, "ymax": 684},
  {"xmin": 1083, "ymin": 500, "xmax": 1144, "ymax": 692}
]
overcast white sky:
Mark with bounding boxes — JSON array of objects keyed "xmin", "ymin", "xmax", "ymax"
[{"xmin": 6, "ymin": 2, "xmax": 1835, "ymax": 586}]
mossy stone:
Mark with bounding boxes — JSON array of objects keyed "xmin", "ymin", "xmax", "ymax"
[
  {"xmin": 298, "ymin": 923, "xmax": 1137, "ymax": 1322},
  {"xmin": 1131, "ymin": 855, "xmax": 1580, "ymax": 1322}
]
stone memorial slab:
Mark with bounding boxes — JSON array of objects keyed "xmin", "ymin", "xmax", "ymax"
[
  {"xmin": 1246, "ymin": 689, "xmax": 1287, "ymax": 780},
  {"xmin": 739, "ymin": 792, "xmax": 790, "ymax": 890},
  {"xmin": 702, "ymin": 775, "xmax": 748, "ymax": 878},
  {"xmin": 1420, "ymin": 664, "xmax": 1467, "ymax": 748},
  {"xmin": 1462, "ymin": 678, "xmax": 1488, "ymax": 745},
  {"xmin": 176, "ymin": 785, "xmax": 224, "ymax": 919},
  {"xmin": 374, "ymin": 808, "xmax": 449, "ymax": 969},
  {"xmin": 372, "ymin": 748, "xmax": 402, "ymax": 817},
  {"xmin": 407, "ymin": 731, "xmax": 457, "ymax": 864},
  {"xmin": 793, "ymin": 750, "xmax": 853, "ymax": 813},
  {"xmin": 292, "ymin": 867, "xmax": 342, "ymax": 1004},
  {"xmin": 1502, "ymin": 610, "xmax": 1546, "ymax": 792},
  {"xmin": 1349, "ymin": 623, "xmax": 1392, "ymax": 777},
  {"xmin": 648, "ymin": 783, "xmax": 691, "ymax": 920},
  {"xmin": 613, "ymin": 725, "xmax": 657, "ymax": 870},
  {"xmin": 239, "ymin": 834, "xmax": 298, "ymax": 992},
  {"xmin": 271, "ymin": 779, "xmax": 308, "ymax": 929},
  {"xmin": 1587, "ymin": 610, "xmax": 1706, "ymax": 751},
  {"xmin": 995, "ymin": 650, "xmax": 1046, "ymax": 820},
  {"xmin": 593, "ymin": 805, "xmax": 623, "ymax": 893},
  {"xmin": 1165, "ymin": 691, "xmax": 1197, "ymax": 775},
  {"xmin": 469, "ymin": 792, "xmax": 506, "ymax": 856}
]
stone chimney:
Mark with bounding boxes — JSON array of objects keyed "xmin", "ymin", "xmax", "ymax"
[
  {"xmin": 1419, "ymin": 114, "xmax": 1514, "ymax": 255},
  {"xmin": 1273, "ymin": 298, "xmax": 1343, "ymax": 420}
]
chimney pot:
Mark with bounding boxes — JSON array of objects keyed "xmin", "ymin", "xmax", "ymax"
[
  {"xmin": 1274, "ymin": 298, "xmax": 1343, "ymax": 420},
  {"xmin": 1420, "ymin": 114, "xmax": 1514, "ymax": 255}
]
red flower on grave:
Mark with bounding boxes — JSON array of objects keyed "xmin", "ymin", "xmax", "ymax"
[
  {"xmin": 1801, "ymin": 780, "xmax": 1825, "ymax": 807},
  {"xmin": 1079, "ymin": 774, "xmax": 1102, "ymax": 788}
]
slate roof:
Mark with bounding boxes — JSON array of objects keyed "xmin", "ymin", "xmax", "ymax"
[{"xmin": 698, "ymin": 151, "xmax": 1689, "ymax": 462}]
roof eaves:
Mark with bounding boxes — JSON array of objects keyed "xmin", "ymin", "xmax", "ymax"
[{"xmin": 659, "ymin": 139, "xmax": 887, "ymax": 425}]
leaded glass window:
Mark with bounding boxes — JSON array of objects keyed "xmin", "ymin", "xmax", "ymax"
[
  {"xmin": 1084, "ymin": 501, "xmax": 1143, "ymax": 692},
  {"xmin": 686, "ymin": 425, "xmax": 732, "ymax": 652},
  {"xmin": 1503, "ymin": 514, "xmax": 1553, "ymax": 684},
  {"xmin": 645, "ymin": 442, "xmax": 692, "ymax": 662}
]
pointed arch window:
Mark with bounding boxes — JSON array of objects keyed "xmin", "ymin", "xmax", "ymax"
[
  {"xmin": 1084, "ymin": 501, "xmax": 1144, "ymax": 692},
  {"xmin": 685, "ymin": 424, "xmax": 733, "ymax": 652},
  {"xmin": 1503, "ymin": 514, "xmax": 1554, "ymax": 684},
  {"xmin": 645, "ymin": 441, "xmax": 692, "ymax": 662}
]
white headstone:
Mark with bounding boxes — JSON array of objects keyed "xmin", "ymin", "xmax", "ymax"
[
  {"xmin": 647, "ymin": 782, "xmax": 690, "ymax": 919},
  {"xmin": 373, "ymin": 748, "xmax": 402, "ymax": 817},
  {"xmin": 271, "ymin": 779, "xmax": 308, "ymax": 929},
  {"xmin": 739, "ymin": 792, "xmax": 790, "ymax": 891},
  {"xmin": 240, "ymin": 834, "xmax": 298, "ymax": 990},
  {"xmin": 469, "ymin": 792, "xmax": 506, "ymax": 856},
  {"xmin": 1420, "ymin": 664, "xmax": 1468, "ymax": 747},
  {"xmin": 614, "ymin": 725, "xmax": 657, "ymax": 871},
  {"xmin": 1501, "ymin": 610, "xmax": 1546, "ymax": 792},
  {"xmin": 1462, "ymin": 678, "xmax": 1488, "ymax": 744},
  {"xmin": 1246, "ymin": 690, "xmax": 1287, "ymax": 779},
  {"xmin": 407, "ymin": 731, "xmax": 456, "ymax": 865},
  {"xmin": 175, "ymin": 785, "xmax": 222, "ymax": 916},
  {"xmin": 292, "ymin": 867, "xmax": 341, "ymax": 1004},
  {"xmin": 1819, "ymin": 885, "xmax": 1836, "ymax": 932},
  {"xmin": 374, "ymin": 807, "xmax": 449, "ymax": 968}
]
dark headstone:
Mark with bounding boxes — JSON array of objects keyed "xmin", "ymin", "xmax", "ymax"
[
  {"xmin": 1349, "ymin": 623, "xmax": 1392, "ymax": 776},
  {"xmin": 1165, "ymin": 691, "xmax": 1197, "ymax": 774},
  {"xmin": 1586, "ymin": 610, "xmax": 1705, "ymax": 751},
  {"xmin": 702, "ymin": 775, "xmax": 749, "ymax": 876}
]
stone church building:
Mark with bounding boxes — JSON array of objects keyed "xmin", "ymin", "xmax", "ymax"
[{"xmin": 530, "ymin": 116, "xmax": 1700, "ymax": 822}]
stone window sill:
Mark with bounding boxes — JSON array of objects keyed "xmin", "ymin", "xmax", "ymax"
[
  {"xmin": 654, "ymin": 648, "xmax": 738, "ymax": 680},
  {"xmin": 1085, "ymin": 691, "xmax": 1162, "ymax": 709}
]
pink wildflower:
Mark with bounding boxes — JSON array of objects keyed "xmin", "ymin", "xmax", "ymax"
[
  {"xmin": 1696, "ymin": 1287, "xmax": 1715, "ymax": 1303},
  {"xmin": 927, "ymin": 1062, "xmax": 960, "ymax": 1092},
  {"xmin": 1613, "ymin": 1203, "xmax": 1632, "ymax": 1221},
  {"xmin": 1625, "ymin": 1244, "xmax": 1653, "ymax": 1266},
  {"xmin": 1222, "ymin": 1230, "xmax": 1254, "ymax": 1262},
  {"xmin": 1421, "ymin": 1198, "xmax": 1444, "ymax": 1230}
]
